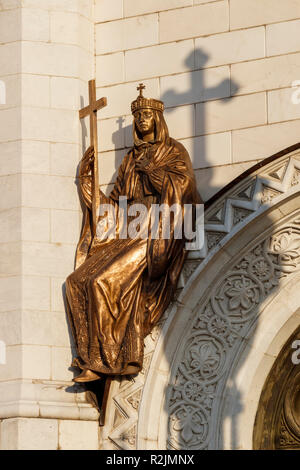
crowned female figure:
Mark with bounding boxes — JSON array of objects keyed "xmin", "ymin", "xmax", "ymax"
[{"xmin": 66, "ymin": 85, "xmax": 201, "ymax": 382}]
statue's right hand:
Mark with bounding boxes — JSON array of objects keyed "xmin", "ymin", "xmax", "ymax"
[
  {"xmin": 80, "ymin": 146, "xmax": 95, "ymax": 175},
  {"xmin": 82, "ymin": 146, "xmax": 95, "ymax": 164}
]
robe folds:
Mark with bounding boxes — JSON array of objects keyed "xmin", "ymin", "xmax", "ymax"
[{"xmin": 65, "ymin": 137, "xmax": 201, "ymax": 375}]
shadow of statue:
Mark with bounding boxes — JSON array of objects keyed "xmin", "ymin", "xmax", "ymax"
[{"xmin": 161, "ymin": 49, "xmax": 239, "ymax": 203}]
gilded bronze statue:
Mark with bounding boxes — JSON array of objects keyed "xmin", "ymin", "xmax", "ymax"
[{"xmin": 65, "ymin": 83, "xmax": 201, "ymax": 384}]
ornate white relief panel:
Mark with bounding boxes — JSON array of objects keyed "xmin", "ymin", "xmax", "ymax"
[{"xmin": 168, "ymin": 214, "xmax": 300, "ymax": 449}]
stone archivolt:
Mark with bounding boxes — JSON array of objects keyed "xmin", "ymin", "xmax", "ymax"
[
  {"xmin": 199, "ymin": 150, "xmax": 300, "ymax": 260},
  {"xmin": 101, "ymin": 145, "xmax": 300, "ymax": 450},
  {"xmin": 168, "ymin": 219, "xmax": 300, "ymax": 450}
]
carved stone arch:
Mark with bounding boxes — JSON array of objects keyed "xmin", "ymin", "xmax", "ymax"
[
  {"xmin": 218, "ymin": 273, "xmax": 300, "ymax": 449},
  {"xmin": 101, "ymin": 144, "xmax": 300, "ymax": 450}
]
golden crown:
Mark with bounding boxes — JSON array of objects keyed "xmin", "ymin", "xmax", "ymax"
[{"xmin": 131, "ymin": 83, "xmax": 164, "ymax": 114}]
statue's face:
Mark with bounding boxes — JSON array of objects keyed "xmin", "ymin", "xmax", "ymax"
[{"xmin": 134, "ymin": 108, "xmax": 154, "ymax": 136}]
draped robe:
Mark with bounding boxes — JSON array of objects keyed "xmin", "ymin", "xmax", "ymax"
[{"xmin": 66, "ymin": 136, "xmax": 200, "ymax": 375}]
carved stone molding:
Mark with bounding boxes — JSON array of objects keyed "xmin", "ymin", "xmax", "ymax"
[
  {"xmin": 168, "ymin": 216, "xmax": 300, "ymax": 449},
  {"xmin": 188, "ymin": 148, "xmax": 300, "ymax": 264},
  {"xmin": 0, "ymin": 380, "xmax": 99, "ymax": 421}
]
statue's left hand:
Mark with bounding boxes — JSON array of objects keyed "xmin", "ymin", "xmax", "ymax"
[{"xmin": 135, "ymin": 155, "xmax": 151, "ymax": 172}]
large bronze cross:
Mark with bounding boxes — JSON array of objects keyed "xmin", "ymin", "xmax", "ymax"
[{"xmin": 79, "ymin": 79, "xmax": 107, "ymax": 236}]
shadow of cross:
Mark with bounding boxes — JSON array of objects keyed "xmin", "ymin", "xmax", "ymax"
[
  {"xmin": 161, "ymin": 49, "xmax": 240, "ymax": 194},
  {"xmin": 113, "ymin": 116, "xmax": 126, "ymax": 149}
]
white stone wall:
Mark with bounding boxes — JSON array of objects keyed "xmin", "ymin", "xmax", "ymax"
[
  {"xmin": 95, "ymin": 0, "xmax": 300, "ymax": 202},
  {"xmin": 0, "ymin": 0, "xmax": 99, "ymax": 450},
  {"xmin": 1, "ymin": 418, "xmax": 100, "ymax": 450}
]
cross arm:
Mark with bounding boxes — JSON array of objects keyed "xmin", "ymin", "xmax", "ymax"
[{"xmin": 79, "ymin": 97, "xmax": 107, "ymax": 119}]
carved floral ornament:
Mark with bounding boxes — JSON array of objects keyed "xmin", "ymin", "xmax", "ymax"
[
  {"xmin": 102, "ymin": 147, "xmax": 300, "ymax": 450},
  {"xmin": 168, "ymin": 217, "xmax": 300, "ymax": 449}
]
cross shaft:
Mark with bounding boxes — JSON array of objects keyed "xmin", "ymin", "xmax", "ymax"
[{"xmin": 79, "ymin": 80, "xmax": 107, "ymax": 237}]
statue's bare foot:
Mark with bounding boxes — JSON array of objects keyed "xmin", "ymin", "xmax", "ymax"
[{"xmin": 73, "ymin": 369, "xmax": 102, "ymax": 383}]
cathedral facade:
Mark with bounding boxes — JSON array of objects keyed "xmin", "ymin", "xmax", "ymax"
[{"xmin": 0, "ymin": 0, "xmax": 300, "ymax": 449}]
